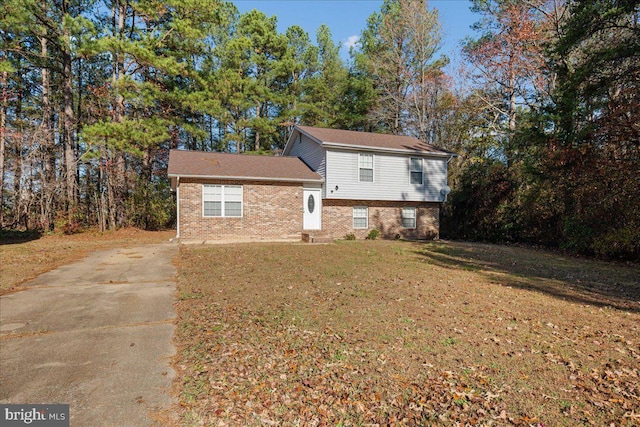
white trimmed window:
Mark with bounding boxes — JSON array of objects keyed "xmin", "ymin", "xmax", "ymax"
[
  {"xmin": 359, "ymin": 153, "xmax": 374, "ymax": 182},
  {"xmin": 353, "ymin": 207, "xmax": 368, "ymax": 229},
  {"xmin": 410, "ymin": 157, "xmax": 423, "ymax": 185},
  {"xmin": 402, "ymin": 207, "xmax": 416, "ymax": 229},
  {"xmin": 203, "ymin": 184, "xmax": 243, "ymax": 217}
]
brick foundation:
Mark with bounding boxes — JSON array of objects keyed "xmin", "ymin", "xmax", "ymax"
[
  {"xmin": 178, "ymin": 179, "xmax": 303, "ymax": 241},
  {"xmin": 322, "ymin": 199, "xmax": 439, "ymax": 240}
]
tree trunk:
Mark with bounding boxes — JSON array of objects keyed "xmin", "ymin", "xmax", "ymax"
[
  {"xmin": 76, "ymin": 54, "xmax": 85, "ymax": 223},
  {"xmin": 41, "ymin": 34, "xmax": 56, "ymax": 231},
  {"xmin": 62, "ymin": 16, "xmax": 77, "ymax": 221},
  {"xmin": 508, "ymin": 76, "xmax": 517, "ymax": 132},
  {"xmin": 98, "ymin": 157, "xmax": 108, "ymax": 232},
  {"xmin": 106, "ymin": 152, "xmax": 117, "ymax": 230},
  {"xmin": 111, "ymin": 0, "xmax": 126, "ymax": 229},
  {"xmin": 254, "ymin": 103, "xmax": 261, "ymax": 151},
  {"xmin": 506, "ymin": 63, "xmax": 517, "ymax": 168},
  {"xmin": 0, "ymin": 68, "xmax": 7, "ymax": 227},
  {"xmin": 13, "ymin": 65, "xmax": 24, "ymax": 227}
]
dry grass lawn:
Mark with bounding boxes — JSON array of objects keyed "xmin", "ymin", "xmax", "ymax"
[
  {"xmin": 0, "ymin": 228, "xmax": 175, "ymax": 292},
  {"xmin": 174, "ymin": 240, "xmax": 639, "ymax": 426}
]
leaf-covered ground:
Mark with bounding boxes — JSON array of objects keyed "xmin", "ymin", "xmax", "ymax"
[{"xmin": 173, "ymin": 240, "xmax": 640, "ymax": 426}]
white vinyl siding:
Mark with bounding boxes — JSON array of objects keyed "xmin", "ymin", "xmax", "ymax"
[
  {"xmin": 402, "ymin": 207, "xmax": 416, "ymax": 228},
  {"xmin": 288, "ymin": 134, "xmax": 326, "ymax": 177},
  {"xmin": 288, "ymin": 133, "xmax": 327, "ymax": 196},
  {"xmin": 203, "ymin": 185, "xmax": 243, "ymax": 217},
  {"xmin": 353, "ymin": 207, "xmax": 368, "ymax": 229},
  {"xmin": 410, "ymin": 158, "xmax": 423, "ymax": 185},
  {"xmin": 358, "ymin": 153, "xmax": 374, "ymax": 182},
  {"xmin": 325, "ymin": 149, "xmax": 448, "ymax": 202}
]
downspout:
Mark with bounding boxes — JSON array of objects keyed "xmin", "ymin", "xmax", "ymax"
[{"xmin": 176, "ymin": 176, "xmax": 180, "ymax": 239}]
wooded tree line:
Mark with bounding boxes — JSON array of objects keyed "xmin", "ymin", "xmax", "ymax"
[
  {"xmin": 442, "ymin": 0, "xmax": 639, "ymax": 260},
  {"xmin": 1, "ymin": 0, "xmax": 638, "ymax": 259}
]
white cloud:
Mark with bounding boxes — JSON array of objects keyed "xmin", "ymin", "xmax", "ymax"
[{"xmin": 343, "ymin": 35, "xmax": 360, "ymax": 50}]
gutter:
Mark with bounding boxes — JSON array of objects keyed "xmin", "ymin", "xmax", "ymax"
[
  {"xmin": 322, "ymin": 141, "xmax": 453, "ymax": 158},
  {"xmin": 167, "ymin": 173, "xmax": 324, "ymax": 184}
]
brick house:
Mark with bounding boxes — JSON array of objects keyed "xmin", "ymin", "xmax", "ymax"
[{"xmin": 168, "ymin": 126, "xmax": 453, "ymax": 242}]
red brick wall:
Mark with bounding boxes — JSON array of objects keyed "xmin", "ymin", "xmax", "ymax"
[
  {"xmin": 178, "ymin": 179, "xmax": 440, "ymax": 241},
  {"xmin": 322, "ymin": 199, "xmax": 439, "ymax": 240},
  {"xmin": 178, "ymin": 178, "xmax": 303, "ymax": 241}
]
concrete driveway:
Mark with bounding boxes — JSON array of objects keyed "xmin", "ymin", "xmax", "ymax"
[{"xmin": 0, "ymin": 243, "xmax": 178, "ymax": 426}]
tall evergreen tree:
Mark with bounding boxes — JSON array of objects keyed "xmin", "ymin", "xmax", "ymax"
[
  {"xmin": 301, "ymin": 25, "xmax": 348, "ymax": 127},
  {"xmin": 355, "ymin": 0, "xmax": 449, "ymax": 142}
]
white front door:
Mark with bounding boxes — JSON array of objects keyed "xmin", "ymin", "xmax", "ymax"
[{"xmin": 303, "ymin": 188, "xmax": 321, "ymax": 230}]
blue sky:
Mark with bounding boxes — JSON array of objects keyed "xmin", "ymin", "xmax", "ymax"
[{"xmin": 233, "ymin": 0, "xmax": 478, "ymax": 72}]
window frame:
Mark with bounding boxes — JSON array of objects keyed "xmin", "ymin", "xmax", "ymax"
[
  {"xmin": 402, "ymin": 207, "xmax": 417, "ymax": 229},
  {"xmin": 410, "ymin": 157, "xmax": 423, "ymax": 185},
  {"xmin": 352, "ymin": 206, "xmax": 369, "ymax": 229},
  {"xmin": 358, "ymin": 153, "xmax": 374, "ymax": 183},
  {"xmin": 202, "ymin": 184, "xmax": 243, "ymax": 218}
]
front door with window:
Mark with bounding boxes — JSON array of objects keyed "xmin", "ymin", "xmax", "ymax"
[{"xmin": 303, "ymin": 188, "xmax": 321, "ymax": 230}]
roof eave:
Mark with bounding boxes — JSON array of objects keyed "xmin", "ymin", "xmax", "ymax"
[
  {"xmin": 282, "ymin": 132, "xmax": 296, "ymax": 156},
  {"xmin": 168, "ymin": 173, "xmax": 324, "ymax": 184},
  {"xmin": 321, "ymin": 141, "xmax": 453, "ymax": 157}
]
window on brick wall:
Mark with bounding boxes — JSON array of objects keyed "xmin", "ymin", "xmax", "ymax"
[
  {"xmin": 402, "ymin": 207, "xmax": 416, "ymax": 228},
  {"xmin": 353, "ymin": 206, "xmax": 368, "ymax": 229},
  {"xmin": 203, "ymin": 184, "xmax": 243, "ymax": 217},
  {"xmin": 359, "ymin": 153, "xmax": 374, "ymax": 182}
]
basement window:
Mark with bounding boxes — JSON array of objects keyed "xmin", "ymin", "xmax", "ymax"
[
  {"xmin": 353, "ymin": 206, "xmax": 368, "ymax": 229},
  {"xmin": 402, "ymin": 207, "xmax": 416, "ymax": 229}
]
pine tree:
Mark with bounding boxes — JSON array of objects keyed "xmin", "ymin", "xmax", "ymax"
[{"xmin": 354, "ymin": 0, "xmax": 449, "ymax": 141}]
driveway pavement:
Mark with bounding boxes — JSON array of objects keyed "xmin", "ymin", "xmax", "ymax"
[{"xmin": 0, "ymin": 243, "xmax": 178, "ymax": 426}]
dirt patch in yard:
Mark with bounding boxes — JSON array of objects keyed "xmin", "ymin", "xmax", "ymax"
[{"xmin": 174, "ymin": 240, "xmax": 640, "ymax": 426}]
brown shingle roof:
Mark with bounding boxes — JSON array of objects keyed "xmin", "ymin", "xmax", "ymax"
[
  {"xmin": 296, "ymin": 125, "xmax": 453, "ymax": 155},
  {"xmin": 168, "ymin": 150, "xmax": 323, "ymax": 182}
]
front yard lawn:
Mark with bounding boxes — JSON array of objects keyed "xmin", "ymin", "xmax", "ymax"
[{"xmin": 174, "ymin": 240, "xmax": 640, "ymax": 426}]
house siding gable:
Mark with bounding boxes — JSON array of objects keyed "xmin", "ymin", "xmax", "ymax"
[
  {"xmin": 289, "ymin": 133, "xmax": 326, "ymax": 176},
  {"xmin": 324, "ymin": 149, "xmax": 447, "ymax": 202},
  {"xmin": 288, "ymin": 133, "xmax": 326, "ymax": 197}
]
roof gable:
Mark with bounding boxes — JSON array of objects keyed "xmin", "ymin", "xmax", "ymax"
[
  {"xmin": 168, "ymin": 150, "xmax": 323, "ymax": 183},
  {"xmin": 289, "ymin": 125, "xmax": 453, "ymax": 156}
]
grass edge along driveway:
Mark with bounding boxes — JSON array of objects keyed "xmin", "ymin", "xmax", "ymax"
[{"xmin": 0, "ymin": 229, "xmax": 175, "ymax": 293}]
